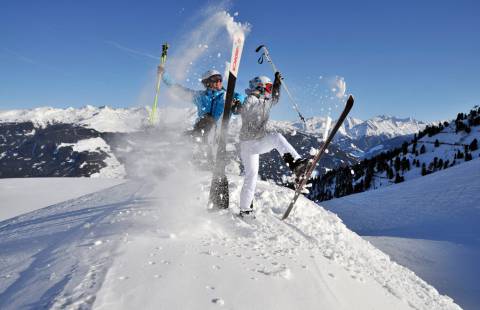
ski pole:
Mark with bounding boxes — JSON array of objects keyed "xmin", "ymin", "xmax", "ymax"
[
  {"xmin": 149, "ymin": 43, "xmax": 169, "ymax": 125},
  {"xmin": 256, "ymin": 45, "xmax": 307, "ymax": 130}
]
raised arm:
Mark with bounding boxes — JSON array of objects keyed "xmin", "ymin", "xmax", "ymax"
[{"xmin": 158, "ymin": 66, "xmax": 196, "ymax": 101}]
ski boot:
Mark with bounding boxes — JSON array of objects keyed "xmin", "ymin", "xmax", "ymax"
[
  {"xmin": 239, "ymin": 202, "xmax": 255, "ymax": 219},
  {"xmin": 283, "ymin": 153, "xmax": 310, "ymax": 179}
]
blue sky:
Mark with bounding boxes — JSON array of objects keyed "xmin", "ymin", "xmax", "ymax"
[{"xmin": 1, "ymin": 0, "xmax": 479, "ymax": 122}]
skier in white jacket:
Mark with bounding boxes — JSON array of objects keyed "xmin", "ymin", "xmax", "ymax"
[{"xmin": 238, "ymin": 72, "xmax": 307, "ymax": 217}]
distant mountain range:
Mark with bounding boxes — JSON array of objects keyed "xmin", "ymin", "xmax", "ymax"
[
  {"xmin": 288, "ymin": 114, "xmax": 429, "ymax": 158},
  {"xmin": 0, "ymin": 105, "xmax": 431, "ymax": 180}
]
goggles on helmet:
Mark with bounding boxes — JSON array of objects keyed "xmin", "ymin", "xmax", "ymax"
[
  {"xmin": 264, "ymin": 83, "xmax": 273, "ymax": 94},
  {"xmin": 256, "ymin": 83, "xmax": 273, "ymax": 94},
  {"xmin": 207, "ymin": 74, "xmax": 222, "ymax": 83}
]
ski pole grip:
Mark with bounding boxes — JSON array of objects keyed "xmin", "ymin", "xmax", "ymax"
[{"xmin": 255, "ymin": 45, "xmax": 265, "ymax": 53}]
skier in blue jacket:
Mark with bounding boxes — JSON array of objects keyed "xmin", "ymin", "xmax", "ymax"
[{"xmin": 158, "ymin": 67, "xmax": 244, "ymax": 141}]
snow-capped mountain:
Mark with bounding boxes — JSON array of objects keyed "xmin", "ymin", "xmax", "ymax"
[
  {"xmin": 291, "ymin": 114, "xmax": 428, "ymax": 158},
  {"xmin": 0, "ymin": 105, "xmax": 150, "ymax": 133},
  {"xmin": 0, "ymin": 122, "xmax": 126, "ymax": 178},
  {"xmin": 291, "ymin": 114, "xmax": 427, "ymax": 140},
  {"xmin": 343, "ymin": 115, "xmax": 427, "ymax": 140}
]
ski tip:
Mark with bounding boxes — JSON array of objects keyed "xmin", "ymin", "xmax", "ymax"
[
  {"xmin": 255, "ymin": 45, "xmax": 265, "ymax": 52},
  {"xmin": 346, "ymin": 94, "xmax": 354, "ymax": 108},
  {"xmin": 347, "ymin": 94, "xmax": 354, "ymax": 103}
]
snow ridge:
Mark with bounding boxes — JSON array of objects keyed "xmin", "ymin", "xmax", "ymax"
[{"xmin": 0, "ymin": 106, "xmax": 150, "ymax": 133}]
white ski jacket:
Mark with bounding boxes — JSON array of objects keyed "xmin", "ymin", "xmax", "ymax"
[{"xmin": 239, "ymin": 77, "xmax": 281, "ymax": 141}]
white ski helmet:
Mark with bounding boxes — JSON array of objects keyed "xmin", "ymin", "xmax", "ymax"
[
  {"xmin": 248, "ymin": 75, "xmax": 272, "ymax": 92},
  {"xmin": 201, "ymin": 69, "xmax": 222, "ymax": 82}
]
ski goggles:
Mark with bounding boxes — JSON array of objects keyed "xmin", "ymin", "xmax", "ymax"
[
  {"xmin": 264, "ymin": 83, "xmax": 273, "ymax": 93},
  {"xmin": 256, "ymin": 83, "xmax": 273, "ymax": 94},
  {"xmin": 208, "ymin": 75, "xmax": 223, "ymax": 83}
]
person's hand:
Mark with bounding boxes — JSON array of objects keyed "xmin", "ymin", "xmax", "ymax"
[
  {"xmin": 157, "ymin": 66, "xmax": 165, "ymax": 75},
  {"xmin": 232, "ymin": 98, "xmax": 242, "ymax": 113}
]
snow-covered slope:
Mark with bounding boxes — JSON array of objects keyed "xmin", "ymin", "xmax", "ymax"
[
  {"xmin": 0, "ymin": 178, "xmax": 124, "ymax": 221},
  {"xmin": 0, "ymin": 178, "xmax": 460, "ymax": 309},
  {"xmin": 0, "ymin": 125, "xmax": 460, "ymax": 309},
  {"xmin": 322, "ymin": 157, "xmax": 480, "ymax": 309}
]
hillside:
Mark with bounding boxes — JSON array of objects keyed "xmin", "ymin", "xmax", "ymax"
[
  {"xmin": 322, "ymin": 157, "xmax": 480, "ymax": 309},
  {"xmin": 309, "ymin": 106, "xmax": 480, "ymax": 202}
]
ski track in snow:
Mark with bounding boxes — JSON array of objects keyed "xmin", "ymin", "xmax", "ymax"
[{"xmin": 0, "ymin": 126, "xmax": 461, "ymax": 310}]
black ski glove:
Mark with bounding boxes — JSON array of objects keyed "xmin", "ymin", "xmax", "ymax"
[
  {"xmin": 275, "ymin": 71, "xmax": 283, "ymax": 83},
  {"xmin": 231, "ymin": 98, "xmax": 242, "ymax": 114},
  {"xmin": 272, "ymin": 72, "xmax": 282, "ymax": 102}
]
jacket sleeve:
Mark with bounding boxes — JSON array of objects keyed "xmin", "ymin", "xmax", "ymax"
[
  {"xmin": 272, "ymin": 72, "xmax": 282, "ymax": 104},
  {"xmin": 161, "ymin": 72, "xmax": 196, "ymax": 101}
]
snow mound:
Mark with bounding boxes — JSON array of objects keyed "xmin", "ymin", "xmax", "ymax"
[{"xmin": 0, "ymin": 176, "xmax": 460, "ymax": 309}]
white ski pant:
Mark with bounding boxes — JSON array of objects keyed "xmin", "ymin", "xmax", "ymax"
[{"xmin": 239, "ymin": 133, "xmax": 300, "ymax": 211}]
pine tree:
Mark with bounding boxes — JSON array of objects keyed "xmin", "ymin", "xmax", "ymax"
[
  {"xmin": 421, "ymin": 163, "xmax": 427, "ymax": 176},
  {"xmin": 443, "ymin": 159, "xmax": 449, "ymax": 169},
  {"xmin": 438, "ymin": 158, "xmax": 444, "ymax": 170},
  {"xmin": 394, "ymin": 173, "xmax": 404, "ymax": 183},
  {"xmin": 402, "ymin": 142, "xmax": 408, "ymax": 155},
  {"xmin": 465, "ymin": 152, "xmax": 473, "ymax": 161},
  {"xmin": 420, "ymin": 144, "xmax": 426, "ymax": 154},
  {"xmin": 470, "ymin": 138, "xmax": 478, "ymax": 151},
  {"xmin": 387, "ymin": 167, "xmax": 394, "ymax": 179},
  {"xmin": 434, "ymin": 139, "xmax": 440, "ymax": 147},
  {"xmin": 394, "ymin": 157, "xmax": 401, "ymax": 172}
]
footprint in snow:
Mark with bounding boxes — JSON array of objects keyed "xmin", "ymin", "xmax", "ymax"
[{"xmin": 211, "ymin": 298, "xmax": 225, "ymax": 306}]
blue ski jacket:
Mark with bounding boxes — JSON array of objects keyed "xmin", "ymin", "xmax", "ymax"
[{"xmin": 162, "ymin": 73, "xmax": 245, "ymax": 122}]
